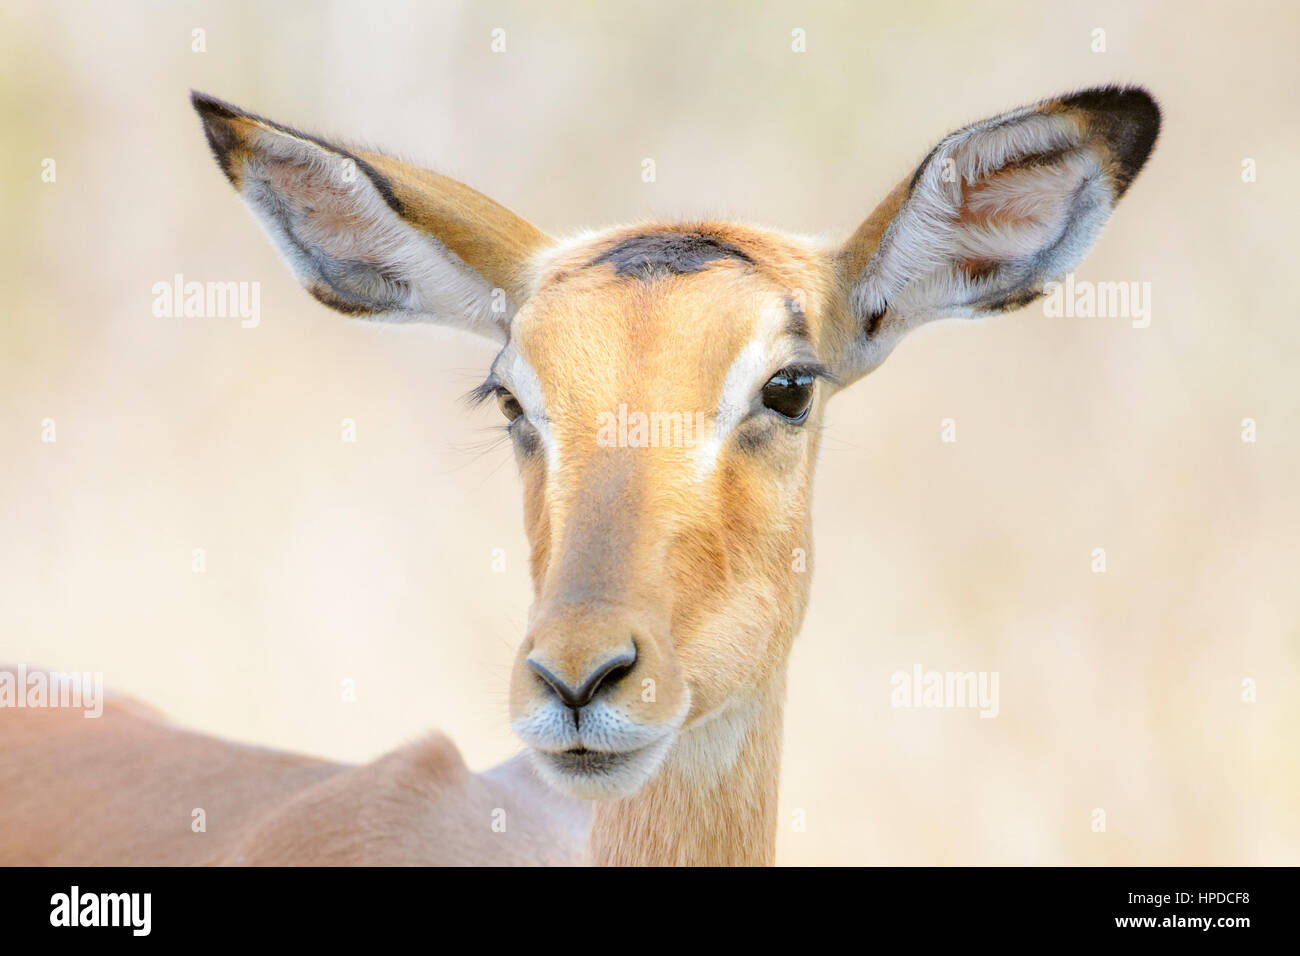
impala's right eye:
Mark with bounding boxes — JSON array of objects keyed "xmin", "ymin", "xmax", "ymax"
[{"xmin": 496, "ymin": 389, "xmax": 524, "ymax": 423}]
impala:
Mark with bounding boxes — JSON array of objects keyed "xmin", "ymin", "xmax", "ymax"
[{"xmin": 0, "ymin": 85, "xmax": 1159, "ymax": 866}]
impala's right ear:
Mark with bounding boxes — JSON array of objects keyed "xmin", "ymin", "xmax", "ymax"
[{"xmin": 191, "ymin": 92, "xmax": 551, "ymax": 343}]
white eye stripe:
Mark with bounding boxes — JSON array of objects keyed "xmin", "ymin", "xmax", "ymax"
[
  {"xmin": 694, "ymin": 339, "xmax": 769, "ymax": 478},
  {"xmin": 508, "ymin": 352, "xmax": 559, "ymax": 471},
  {"xmin": 693, "ymin": 297, "xmax": 797, "ymax": 479}
]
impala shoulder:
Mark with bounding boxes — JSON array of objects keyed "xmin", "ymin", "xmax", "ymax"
[{"xmin": 372, "ymin": 731, "xmax": 472, "ymax": 792}]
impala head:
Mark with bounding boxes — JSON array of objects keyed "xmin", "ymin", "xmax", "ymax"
[{"xmin": 194, "ymin": 86, "xmax": 1158, "ymax": 799}]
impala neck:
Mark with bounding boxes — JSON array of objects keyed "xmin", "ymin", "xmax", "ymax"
[{"xmin": 587, "ymin": 667, "xmax": 787, "ymax": 866}]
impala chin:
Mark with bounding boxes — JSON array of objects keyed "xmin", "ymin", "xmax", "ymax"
[{"xmin": 512, "ymin": 694, "xmax": 690, "ymax": 800}]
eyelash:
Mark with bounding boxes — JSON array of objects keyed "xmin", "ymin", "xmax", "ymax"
[{"xmin": 783, "ymin": 361, "xmax": 831, "ymax": 380}]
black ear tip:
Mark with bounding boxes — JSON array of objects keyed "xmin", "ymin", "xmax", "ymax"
[
  {"xmin": 1060, "ymin": 84, "xmax": 1161, "ymax": 194},
  {"xmin": 1062, "ymin": 84, "xmax": 1159, "ymax": 113},
  {"xmin": 1057, "ymin": 84, "xmax": 1160, "ymax": 124},
  {"xmin": 191, "ymin": 90, "xmax": 236, "ymax": 119},
  {"xmin": 190, "ymin": 91, "xmax": 246, "ymax": 182}
]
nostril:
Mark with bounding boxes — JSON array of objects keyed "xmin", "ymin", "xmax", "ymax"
[
  {"xmin": 527, "ymin": 659, "xmax": 575, "ymax": 707},
  {"xmin": 600, "ymin": 656, "xmax": 636, "ymax": 689},
  {"xmin": 527, "ymin": 640, "xmax": 638, "ymax": 711}
]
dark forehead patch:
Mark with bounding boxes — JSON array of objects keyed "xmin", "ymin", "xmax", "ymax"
[{"xmin": 586, "ymin": 232, "xmax": 755, "ymax": 280}]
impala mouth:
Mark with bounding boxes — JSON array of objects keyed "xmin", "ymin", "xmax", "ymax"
[
  {"xmin": 512, "ymin": 692, "xmax": 691, "ymax": 799},
  {"xmin": 527, "ymin": 736, "xmax": 676, "ymax": 799}
]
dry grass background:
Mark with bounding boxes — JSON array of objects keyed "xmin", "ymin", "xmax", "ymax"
[{"xmin": 1, "ymin": 0, "xmax": 1297, "ymax": 864}]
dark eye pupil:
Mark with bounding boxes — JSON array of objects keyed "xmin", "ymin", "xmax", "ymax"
[
  {"xmin": 497, "ymin": 390, "xmax": 523, "ymax": 422},
  {"xmin": 761, "ymin": 369, "xmax": 815, "ymax": 421}
]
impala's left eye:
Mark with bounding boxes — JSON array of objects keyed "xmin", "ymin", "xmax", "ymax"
[
  {"xmin": 496, "ymin": 389, "xmax": 524, "ymax": 423},
  {"xmin": 761, "ymin": 367, "xmax": 816, "ymax": 422}
]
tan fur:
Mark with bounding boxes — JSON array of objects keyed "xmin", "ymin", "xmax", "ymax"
[
  {"xmin": 587, "ymin": 674, "xmax": 787, "ymax": 866},
  {"xmin": 361, "ymin": 149, "xmax": 553, "ymax": 305}
]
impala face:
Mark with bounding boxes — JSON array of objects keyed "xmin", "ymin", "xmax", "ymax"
[
  {"xmin": 193, "ymin": 86, "xmax": 1159, "ymax": 800},
  {"xmin": 498, "ymin": 228, "xmax": 833, "ymax": 796}
]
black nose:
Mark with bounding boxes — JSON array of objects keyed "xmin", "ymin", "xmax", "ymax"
[{"xmin": 527, "ymin": 643, "xmax": 638, "ymax": 711}]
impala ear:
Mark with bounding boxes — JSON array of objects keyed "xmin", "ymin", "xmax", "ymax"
[
  {"xmin": 829, "ymin": 85, "xmax": 1160, "ymax": 381},
  {"xmin": 191, "ymin": 92, "xmax": 552, "ymax": 343}
]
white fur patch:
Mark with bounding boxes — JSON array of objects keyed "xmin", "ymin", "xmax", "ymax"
[
  {"xmin": 670, "ymin": 695, "xmax": 760, "ymax": 786},
  {"xmin": 508, "ymin": 352, "xmax": 558, "ymax": 470},
  {"xmin": 512, "ymin": 692, "xmax": 691, "ymax": 800}
]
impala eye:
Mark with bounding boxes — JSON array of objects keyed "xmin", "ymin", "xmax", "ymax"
[
  {"xmin": 761, "ymin": 367, "xmax": 816, "ymax": 423},
  {"xmin": 496, "ymin": 389, "xmax": 524, "ymax": 423}
]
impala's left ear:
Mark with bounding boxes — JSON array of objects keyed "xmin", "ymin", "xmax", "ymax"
[{"xmin": 829, "ymin": 85, "xmax": 1160, "ymax": 382}]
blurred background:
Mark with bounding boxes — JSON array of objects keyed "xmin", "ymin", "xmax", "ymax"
[{"xmin": 2, "ymin": 0, "xmax": 1297, "ymax": 864}]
